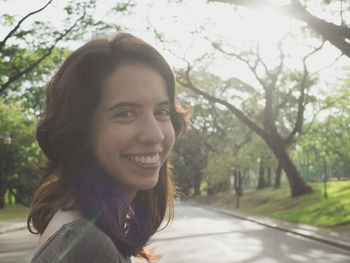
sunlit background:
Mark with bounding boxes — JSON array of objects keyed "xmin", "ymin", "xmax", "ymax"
[{"xmin": 1, "ymin": 0, "xmax": 350, "ymax": 262}]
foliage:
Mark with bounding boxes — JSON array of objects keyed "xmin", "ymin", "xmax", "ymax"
[
  {"xmin": 0, "ymin": 99, "xmax": 42, "ymax": 208},
  {"xmin": 175, "ymin": 70, "xmax": 281, "ymax": 196},
  {"xmin": 204, "ymin": 151, "xmax": 232, "ymax": 190},
  {"xmin": 171, "ymin": 146, "xmax": 195, "ymax": 196},
  {"xmin": 292, "ymin": 76, "xmax": 350, "ymax": 181},
  {"xmin": 170, "ymin": 0, "xmax": 348, "ymax": 196},
  {"xmin": 0, "ymin": 0, "xmax": 135, "ymax": 206},
  {"xmin": 178, "ymin": 52, "xmax": 317, "ymax": 195},
  {"xmin": 0, "ymin": 0, "xmax": 134, "ymax": 108},
  {"xmin": 173, "ymin": 75, "xmax": 227, "ymax": 196},
  {"xmin": 173, "ymin": 126, "xmax": 210, "ymax": 196},
  {"xmin": 176, "ymin": 70, "xmax": 350, "ymax": 198},
  {"xmin": 175, "ymin": 71, "xmax": 256, "ymax": 196},
  {"xmin": 1, "ymin": 47, "xmax": 71, "ymax": 114}
]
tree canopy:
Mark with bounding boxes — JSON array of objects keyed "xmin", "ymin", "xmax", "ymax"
[{"xmin": 0, "ymin": 0, "xmax": 349, "ymax": 204}]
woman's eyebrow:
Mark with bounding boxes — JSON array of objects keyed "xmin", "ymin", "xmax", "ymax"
[
  {"xmin": 108, "ymin": 100, "xmax": 171, "ymax": 112},
  {"xmin": 108, "ymin": 101, "xmax": 140, "ymax": 112},
  {"xmin": 157, "ymin": 100, "xmax": 171, "ymax": 107}
]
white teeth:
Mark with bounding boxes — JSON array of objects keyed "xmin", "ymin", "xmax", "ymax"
[
  {"xmin": 129, "ymin": 154, "xmax": 159, "ymax": 164},
  {"xmin": 151, "ymin": 155, "xmax": 158, "ymax": 162}
]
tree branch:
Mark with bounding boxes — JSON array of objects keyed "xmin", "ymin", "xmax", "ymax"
[
  {"xmin": 210, "ymin": 41, "xmax": 267, "ymax": 88},
  {"xmin": 0, "ymin": 0, "xmax": 54, "ymax": 51},
  {"xmin": 197, "ymin": 132, "xmax": 217, "ymax": 152},
  {"xmin": 272, "ymin": 38, "xmax": 286, "ymax": 88},
  {"xmin": 0, "ymin": 9, "xmax": 86, "ymax": 96},
  {"xmin": 208, "ymin": 0, "xmax": 350, "ymax": 57},
  {"xmin": 284, "ymin": 41, "xmax": 325, "ymax": 145},
  {"xmin": 178, "ymin": 62, "xmax": 268, "ymax": 141},
  {"xmin": 209, "ymin": 107, "xmax": 227, "ymax": 137},
  {"xmin": 277, "ymin": 88, "xmax": 294, "ymax": 110}
]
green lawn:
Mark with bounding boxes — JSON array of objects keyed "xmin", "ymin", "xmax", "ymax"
[
  {"xmin": 2, "ymin": 181, "xmax": 350, "ymax": 227},
  {"xmin": 0, "ymin": 204, "xmax": 30, "ymax": 222},
  {"xmin": 202, "ymin": 180, "xmax": 350, "ymax": 227}
]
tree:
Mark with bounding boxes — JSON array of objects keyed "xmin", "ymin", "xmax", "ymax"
[
  {"xmin": 176, "ymin": 69, "xmax": 280, "ymax": 201},
  {"xmin": 256, "ymin": 142, "xmax": 275, "ymax": 190},
  {"xmin": 208, "ymin": 0, "xmax": 350, "ymax": 58},
  {"xmin": 174, "ymin": 74, "xmax": 246, "ymax": 197},
  {"xmin": 273, "ymin": 161, "xmax": 283, "ymax": 189},
  {"xmin": 293, "ymin": 77, "xmax": 350, "ymax": 183},
  {"xmin": 205, "ymin": 107, "xmax": 254, "ymax": 201},
  {"xmin": 177, "ymin": 36, "xmax": 320, "ymax": 196},
  {"xmin": 173, "ymin": 82, "xmax": 220, "ymax": 197},
  {"xmin": 171, "ymin": 149, "xmax": 194, "ymax": 197},
  {"xmin": 0, "ymin": 0, "xmax": 133, "ymax": 100},
  {"xmin": 0, "ymin": 99, "xmax": 41, "ymax": 208},
  {"xmin": 0, "ymin": 0, "xmax": 134, "ymax": 205},
  {"xmin": 174, "ymin": 128, "xmax": 209, "ymax": 197}
]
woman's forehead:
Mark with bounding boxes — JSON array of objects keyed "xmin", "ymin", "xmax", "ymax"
[{"xmin": 98, "ymin": 63, "xmax": 170, "ymax": 110}]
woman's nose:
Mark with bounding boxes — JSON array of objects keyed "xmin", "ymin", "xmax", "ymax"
[{"xmin": 136, "ymin": 116, "xmax": 164, "ymax": 145}]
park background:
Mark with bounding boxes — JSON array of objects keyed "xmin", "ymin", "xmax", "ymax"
[{"xmin": 0, "ymin": 0, "xmax": 349, "ymax": 232}]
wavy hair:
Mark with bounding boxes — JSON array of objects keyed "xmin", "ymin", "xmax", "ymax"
[{"xmin": 27, "ymin": 32, "xmax": 187, "ymax": 261}]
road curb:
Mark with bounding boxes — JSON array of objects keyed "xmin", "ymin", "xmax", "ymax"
[
  {"xmin": 202, "ymin": 205, "xmax": 350, "ymax": 251},
  {"xmin": 0, "ymin": 218, "xmax": 28, "ymax": 235},
  {"xmin": 0, "ymin": 225, "xmax": 27, "ymax": 235}
]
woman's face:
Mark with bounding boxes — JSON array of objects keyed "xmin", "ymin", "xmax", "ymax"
[{"xmin": 90, "ymin": 63, "xmax": 175, "ymax": 201}]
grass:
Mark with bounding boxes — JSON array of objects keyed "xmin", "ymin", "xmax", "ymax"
[
  {"xmin": 199, "ymin": 180, "xmax": 350, "ymax": 227},
  {"xmin": 0, "ymin": 204, "xmax": 30, "ymax": 222},
  {"xmin": 2, "ymin": 181, "xmax": 349, "ymax": 227}
]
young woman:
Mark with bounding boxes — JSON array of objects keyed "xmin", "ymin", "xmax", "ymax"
[{"xmin": 27, "ymin": 32, "xmax": 187, "ymax": 262}]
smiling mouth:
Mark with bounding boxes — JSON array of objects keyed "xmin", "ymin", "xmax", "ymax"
[{"xmin": 126, "ymin": 153, "xmax": 160, "ymax": 165}]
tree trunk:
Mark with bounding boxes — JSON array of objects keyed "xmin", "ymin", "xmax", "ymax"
[
  {"xmin": 207, "ymin": 185, "xmax": 214, "ymax": 196},
  {"xmin": 267, "ymin": 167, "xmax": 271, "ymax": 186},
  {"xmin": 271, "ymin": 142, "xmax": 312, "ymax": 196},
  {"xmin": 257, "ymin": 159, "xmax": 268, "ymax": 189},
  {"xmin": 0, "ymin": 184, "xmax": 6, "ymax": 209},
  {"xmin": 234, "ymin": 170, "xmax": 243, "ymax": 208},
  {"xmin": 322, "ymin": 157, "xmax": 328, "ymax": 199},
  {"xmin": 193, "ymin": 171, "xmax": 202, "ymax": 196},
  {"xmin": 180, "ymin": 51, "xmax": 313, "ymax": 197},
  {"xmin": 274, "ymin": 161, "xmax": 282, "ymax": 189}
]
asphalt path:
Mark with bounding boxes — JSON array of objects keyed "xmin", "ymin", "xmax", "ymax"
[
  {"xmin": 1, "ymin": 203, "xmax": 350, "ymax": 263},
  {"xmin": 0, "ymin": 227, "xmax": 37, "ymax": 263},
  {"xmin": 135, "ymin": 203, "xmax": 350, "ymax": 263}
]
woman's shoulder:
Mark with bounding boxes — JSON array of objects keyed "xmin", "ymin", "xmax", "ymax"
[{"xmin": 31, "ymin": 217, "xmax": 131, "ymax": 263}]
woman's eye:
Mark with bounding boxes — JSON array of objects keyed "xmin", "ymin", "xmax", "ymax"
[
  {"xmin": 114, "ymin": 111, "xmax": 134, "ymax": 119},
  {"xmin": 155, "ymin": 108, "xmax": 170, "ymax": 118}
]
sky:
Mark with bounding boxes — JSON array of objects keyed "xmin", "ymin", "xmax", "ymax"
[{"xmin": 1, "ymin": 0, "xmax": 348, "ymax": 115}]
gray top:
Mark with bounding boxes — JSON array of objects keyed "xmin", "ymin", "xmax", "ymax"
[{"xmin": 31, "ymin": 218, "xmax": 131, "ymax": 263}]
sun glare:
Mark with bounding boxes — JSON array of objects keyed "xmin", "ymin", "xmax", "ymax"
[{"xmin": 244, "ymin": 8, "xmax": 291, "ymax": 44}]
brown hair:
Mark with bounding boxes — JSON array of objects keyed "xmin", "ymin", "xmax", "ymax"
[{"xmin": 27, "ymin": 32, "xmax": 187, "ymax": 261}]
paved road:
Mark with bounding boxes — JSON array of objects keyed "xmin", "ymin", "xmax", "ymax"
[
  {"xmin": 135, "ymin": 203, "xmax": 350, "ymax": 263},
  {"xmin": 0, "ymin": 227, "xmax": 37, "ymax": 263},
  {"xmin": 1, "ymin": 203, "xmax": 350, "ymax": 262}
]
